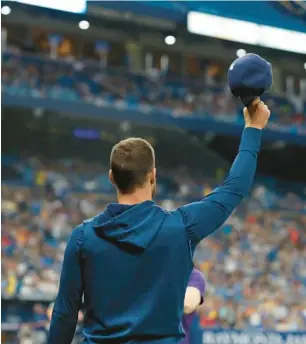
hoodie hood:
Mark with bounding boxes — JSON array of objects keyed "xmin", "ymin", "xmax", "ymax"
[{"xmin": 93, "ymin": 201, "xmax": 166, "ymax": 251}]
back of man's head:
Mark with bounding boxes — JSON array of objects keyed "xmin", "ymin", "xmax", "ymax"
[{"xmin": 110, "ymin": 138, "xmax": 155, "ymax": 195}]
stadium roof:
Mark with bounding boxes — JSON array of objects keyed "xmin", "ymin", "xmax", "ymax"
[{"xmin": 92, "ymin": 1, "xmax": 306, "ymax": 33}]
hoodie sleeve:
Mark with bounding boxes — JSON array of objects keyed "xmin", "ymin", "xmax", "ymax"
[
  {"xmin": 179, "ymin": 127, "xmax": 261, "ymax": 247},
  {"xmin": 47, "ymin": 225, "xmax": 84, "ymax": 344}
]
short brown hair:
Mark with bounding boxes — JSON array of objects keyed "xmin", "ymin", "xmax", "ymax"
[{"xmin": 110, "ymin": 138, "xmax": 155, "ymax": 193}]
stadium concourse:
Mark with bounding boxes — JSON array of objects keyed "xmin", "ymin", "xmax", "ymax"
[{"xmin": 1, "ymin": 0, "xmax": 306, "ymax": 344}]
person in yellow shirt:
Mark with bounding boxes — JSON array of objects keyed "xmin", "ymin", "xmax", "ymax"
[{"xmin": 7, "ymin": 272, "xmax": 17, "ymax": 297}]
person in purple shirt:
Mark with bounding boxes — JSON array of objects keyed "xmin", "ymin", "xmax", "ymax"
[{"xmin": 181, "ymin": 268, "xmax": 205, "ymax": 344}]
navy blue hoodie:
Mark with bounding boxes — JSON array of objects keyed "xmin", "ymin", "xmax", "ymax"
[{"xmin": 47, "ymin": 128, "xmax": 261, "ymax": 344}]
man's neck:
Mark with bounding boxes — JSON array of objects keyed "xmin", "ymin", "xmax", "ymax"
[{"xmin": 117, "ymin": 188, "xmax": 152, "ymax": 205}]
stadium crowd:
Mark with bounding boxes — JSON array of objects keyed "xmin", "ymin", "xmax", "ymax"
[
  {"xmin": 2, "ymin": 47, "xmax": 306, "ymax": 132},
  {"xmin": 2, "ymin": 155, "xmax": 306, "ymax": 333},
  {"xmin": 2, "ymin": 3, "xmax": 306, "ymax": 344}
]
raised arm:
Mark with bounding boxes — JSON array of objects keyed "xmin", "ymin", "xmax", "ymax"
[
  {"xmin": 47, "ymin": 225, "xmax": 84, "ymax": 344},
  {"xmin": 178, "ymin": 100, "xmax": 270, "ymax": 247}
]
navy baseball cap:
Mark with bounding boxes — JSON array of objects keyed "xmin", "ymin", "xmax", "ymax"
[{"xmin": 227, "ymin": 53, "xmax": 273, "ymax": 107}]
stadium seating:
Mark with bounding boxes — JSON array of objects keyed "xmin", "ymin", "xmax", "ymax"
[
  {"xmin": 2, "ymin": 52, "xmax": 305, "ymax": 133},
  {"xmin": 2, "ymin": 2, "xmax": 306, "ymax": 343},
  {"xmin": 2, "ymin": 155, "xmax": 306, "ymax": 331}
]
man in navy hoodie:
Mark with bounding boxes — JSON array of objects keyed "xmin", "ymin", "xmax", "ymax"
[{"xmin": 47, "ymin": 100, "xmax": 270, "ymax": 344}]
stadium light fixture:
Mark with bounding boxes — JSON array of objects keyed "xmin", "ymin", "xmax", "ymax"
[
  {"xmin": 165, "ymin": 35, "xmax": 176, "ymax": 45},
  {"xmin": 188, "ymin": 11, "xmax": 306, "ymax": 54},
  {"xmin": 79, "ymin": 20, "xmax": 90, "ymax": 30},
  {"xmin": 236, "ymin": 49, "xmax": 246, "ymax": 57},
  {"xmin": 1, "ymin": 6, "xmax": 11, "ymax": 15}
]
